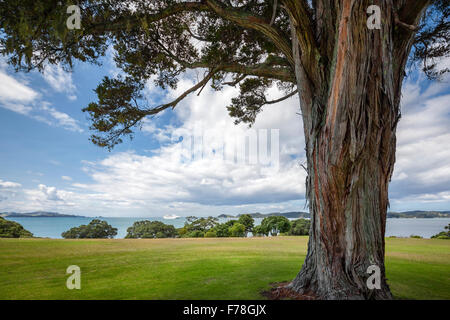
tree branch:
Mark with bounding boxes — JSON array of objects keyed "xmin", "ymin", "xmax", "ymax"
[
  {"xmin": 280, "ymin": 0, "xmax": 318, "ymax": 55},
  {"xmin": 145, "ymin": 68, "xmax": 219, "ymax": 114},
  {"xmin": 223, "ymin": 74, "xmax": 247, "ymax": 87},
  {"xmin": 394, "ymin": 11, "xmax": 418, "ymax": 31},
  {"xmin": 96, "ymin": 2, "xmax": 209, "ymax": 32},
  {"xmin": 264, "ymin": 89, "xmax": 298, "ymax": 104},
  {"xmin": 395, "ymin": 0, "xmax": 430, "ymax": 25},
  {"xmin": 204, "ymin": 0, "xmax": 294, "ymax": 65}
]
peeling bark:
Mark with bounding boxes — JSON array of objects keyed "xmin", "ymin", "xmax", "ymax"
[{"xmin": 286, "ymin": 0, "xmax": 429, "ymax": 300}]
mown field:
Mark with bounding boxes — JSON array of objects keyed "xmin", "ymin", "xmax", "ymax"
[{"xmin": 0, "ymin": 236, "xmax": 449, "ymax": 300}]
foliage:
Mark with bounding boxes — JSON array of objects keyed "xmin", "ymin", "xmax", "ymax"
[
  {"xmin": 288, "ymin": 219, "xmax": 310, "ymax": 236},
  {"xmin": 431, "ymin": 224, "xmax": 450, "ymax": 239},
  {"xmin": 126, "ymin": 220, "xmax": 176, "ymax": 238},
  {"xmin": 229, "ymin": 223, "xmax": 246, "ymax": 237},
  {"xmin": 204, "ymin": 230, "xmax": 217, "ymax": 238},
  {"xmin": 260, "ymin": 216, "xmax": 291, "ymax": 236},
  {"xmin": 224, "ymin": 220, "xmax": 237, "ymax": 227},
  {"xmin": 61, "ymin": 219, "xmax": 117, "ymax": 239},
  {"xmin": 183, "ymin": 216, "xmax": 218, "ymax": 233},
  {"xmin": 237, "ymin": 214, "xmax": 254, "ymax": 235},
  {"xmin": 185, "ymin": 230, "xmax": 205, "ymax": 238},
  {"xmin": 212, "ymin": 223, "xmax": 231, "ymax": 237},
  {"xmin": 178, "ymin": 218, "xmax": 250, "ymax": 238},
  {"xmin": 252, "ymin": 225, "xmax": 267, "ymax": 237},
  {"xmin": 2, "ymin": 1, "xmax": 446, "ymax": 149},
  {"xmin": 176, "ymin": 226, "xmax": 188, "ymax": 237},
  {"xmin": 410, "ymin": 0, "xmax": 450, "ymax": 80},
  {"xmin": 0, "ymin": 217, "xmax": 33, "ymax": 238}
]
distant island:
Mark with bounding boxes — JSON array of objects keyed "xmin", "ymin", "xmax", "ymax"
[
  {"xmin": 387, "ymin": 211, "xmax": 450, "ymax": 218},
  {"xmin": 1, "ymin": 210, "xmax": 449, "ymax": 219},
  {"xmin": 218, "ymin": 212, "xmax": 310, "ymax": 219},
  {"xmin": 218, "ymin": 210, "xmax": 450, "ymax": 219},
  {"xmin": 0, "ymin": 211, "xmax": 85, "ymax": 218}
]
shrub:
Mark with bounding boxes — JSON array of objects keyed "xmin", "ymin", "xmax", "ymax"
[
  {"xmin": 177, "ymin": 226, "xmax": 188, "ymax": 237},
  {"xmin": 126, "ymin": 220, "xmax": 176, "ymax": 238},
  {"xmin": 186, "ymin": 230, "xmax": 205, "ymax": 238},
  {"xmin": 0, "ymin": 217, "xmax": 33, "ymax": 238},
  {"xmin": 230, "ymin": 223, "xmax": 246, "ymax": 237},
  {"xmin": 204, "ymin": 230, "xmax": 217, "ymax": 238},
  {"xmin": 62, "ymin": 219, "xmax": 117, "ymax": 239},
  {"xmin": 410, "ymin": 235, "xmax": 422, "ymax": 239}
]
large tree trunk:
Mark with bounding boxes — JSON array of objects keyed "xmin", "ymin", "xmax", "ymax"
[{"xmin": 285, "ymin": 0, "xmax": 428, "ymax": 299}]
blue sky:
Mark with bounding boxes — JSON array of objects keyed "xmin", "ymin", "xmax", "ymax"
[{"xmin": 0, "ymin": 51, "xmax": 449, "ymax": 217}]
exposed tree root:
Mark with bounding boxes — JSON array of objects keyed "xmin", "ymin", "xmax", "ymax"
[{"xmin": 261, "ymin": 282, "xmax": 317, "ymax": 300}]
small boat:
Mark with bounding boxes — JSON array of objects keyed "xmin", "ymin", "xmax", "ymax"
[{"xmin": 163, "ymin": 214, "xmax": 181, "ymax": 220}]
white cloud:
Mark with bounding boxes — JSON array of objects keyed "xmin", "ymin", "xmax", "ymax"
[
  {"xmin": 0, "ymin": 67, "xmax": 83, "ymax": 133},
  {"xmin": 0, "ymin": 179, "xmax": 22, "ymax": 205},
  {"xmin": 42, "ymin": 64, "xmax": 77, "ymax": 100},
  {"xmin": 56, "ymin": 73, "xmax": 307, "ymax": 215},
  {"xmin": 62, "ymin": 176, "xmax": 72, "ymax": 181},
  {"xmin": 37, "ymin": 184, "xmax": 63, "ymax": 201},
  {"xmin": 0, "ymin": 72, "xmax": 39, "ymax": 104},
  {"xmin": 41, "ymin": 103, "xmax": 84, "ymax": 133},
  {"xmin": 1, "ymin": 66, "xmax": 449, "ymax": 216},
  {"xmin": 0, "ymin": 179, "xmax": 22, "ymax": 188},
  {"xmin": 67, "ymin": 70, "xmax": 448, "ymax": 214},
  {"xmin": 391, "ymin": 75, "xmax": 450, "ymax": 203}
]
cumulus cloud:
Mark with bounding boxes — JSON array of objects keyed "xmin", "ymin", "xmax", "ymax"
[
  {"xmin": 38, "ymin": 184, "xmax": 63, "ymax": 201},
  {"xmin": 391, "ymin": 75, "xmax": 450, "ymax": 203},
  {"xmin": 1, "ymin": 67, "xmax": 449, "ymax": 216},
  {"xmin": 65, "ymin": 73, "xmax": 305, "ymax": 211}
]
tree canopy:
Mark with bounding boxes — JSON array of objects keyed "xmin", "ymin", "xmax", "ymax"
[
  {"xmin": 0, "ymin": 217, "xmax": 33, "ymax": 238},
  {"xmin": 288, "ymin": 218, "xmax": 310, "ymax": 236},
  {"xmin": 229, "ymin": 222, "xmax": 246, "ymax": 237},
  {"xmin": 61, "ymin": 219, "xmax": 118, "ymax": 239},
  {"xmin": 1, "ymin": 0, "xmax": 447, "ymax": 149},
  {"xmin": 237, "ymin": 214, "xmax": 254, "ymax": 235},
  {"xmin": 260, "ymin": 215, "xmax": 291, "ymax": 236},
  {"xmin": 126, "ymin": 220, "xmax": 177, "ymax": 238}
]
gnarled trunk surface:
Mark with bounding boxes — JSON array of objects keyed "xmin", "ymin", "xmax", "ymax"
[{"xmin": 285, "ymin": 0, "xmax": 427, "ymax": 299}]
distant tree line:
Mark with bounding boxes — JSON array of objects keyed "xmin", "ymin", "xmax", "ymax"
[
  {"xmin": 57, "ymin": 215, "xmax": 311, "ymax": 239},
  {"xmin": 4, "ymin": 217, "xmax": 449, "ymax": 240},
  {"xmin": 124, "ymin": 215, "xmax": 311, "ymax": 239}
]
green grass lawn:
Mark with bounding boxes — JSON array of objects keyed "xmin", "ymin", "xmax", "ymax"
[{"xmin": 0, "ymin": 236, "xmax": 448, "ymax": 300}]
